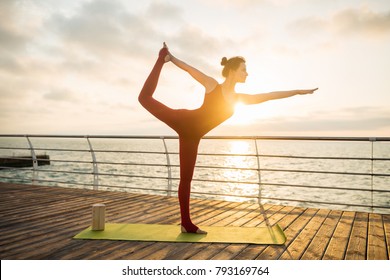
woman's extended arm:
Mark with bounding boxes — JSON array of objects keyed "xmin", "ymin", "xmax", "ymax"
[
  {"xmin": 236, "ymin": 88, "xmax": 318, "ymax": 105},
  {"xmin": 164, "ymin": 44, "xmax": 217, "ymax": 93}
]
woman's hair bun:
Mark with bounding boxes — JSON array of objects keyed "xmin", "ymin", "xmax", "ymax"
[{"xmin": 220, "ymin": 57, "xmax": 228, "ymax": 66}]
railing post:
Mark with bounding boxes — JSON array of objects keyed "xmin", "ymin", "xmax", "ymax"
[
  {"xmin": 254, "ymin": 138, "xmax": 273, "ymax": 231},
  {"xmin": 86, "ymin": 136, "xmax": 99, "ymax": 190},
  {"xmin": 254, "ymin": 138, "xmax": 262, "ymax": 201},
  {"xmin": 161, "ymin": 137, "xmax": 173, "ymax": 197},
  {"xmin": 369, "ymin": 137, "xmax": 376, "ymax": 213},
  {"xmin": 26, "ymin": 136, "xmax": 38, "ymax": 184}
]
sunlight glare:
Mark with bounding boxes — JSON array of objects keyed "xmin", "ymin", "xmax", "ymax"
[
  {"xmin": 224, "ymin": 140, "xmax": 251, "ymax": 172},
  {"xmin": 227, "ymin": 102, "xmax": 256, "ymax": 125},
  {"xmin": 229, "ymin": 140, "xmax": 251, "ymax": 156}
]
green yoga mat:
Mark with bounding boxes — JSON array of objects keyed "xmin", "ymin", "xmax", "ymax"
[{"xmin": 74, "ymin": 223, "xmax": 286, "ymax": 245}]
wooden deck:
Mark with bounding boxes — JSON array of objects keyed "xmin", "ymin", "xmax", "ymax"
[{"xmin": 0, "ymin": 182, "xmax": 389, "ymax": 260}]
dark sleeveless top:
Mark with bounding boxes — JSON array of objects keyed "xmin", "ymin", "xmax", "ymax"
[{"xmin": 173, "ymin": 84, "xmax": 235, "ymax": 139}]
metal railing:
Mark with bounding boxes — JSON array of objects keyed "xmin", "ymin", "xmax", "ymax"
[{"xmin": 0, "ymin": 134, "xmax": 389, "ymax": 214}]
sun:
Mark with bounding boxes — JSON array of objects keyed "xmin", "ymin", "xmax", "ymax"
[
  {"xmin": 226, "ymin": 100, "xmax": 278, "ymax": 126},
  {"xmin": 227, "ymin": 102, "xmax": 256, "ymax": 125}
]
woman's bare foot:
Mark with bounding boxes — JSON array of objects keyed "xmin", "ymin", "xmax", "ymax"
[
  {"xmin": 160, "ymin": 42, "xmax": 171, "ymax": 62},
  {"xmin": 181, "ymin": 225, "xmax": 207, "ymax": 234}
]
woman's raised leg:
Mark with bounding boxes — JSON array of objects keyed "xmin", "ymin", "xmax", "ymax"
[
  {"xmin": 138, "ymin": 46, "xmax": 176, "ymax": 126},
  {"xmin": 178, "ymin": 137, "xmax": 207, "ymax": 234}
]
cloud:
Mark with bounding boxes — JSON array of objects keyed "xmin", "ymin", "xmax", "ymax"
[
  {"xmin": 48, "ymin": 0, "xmax": 189, "ymax": 61},
  {"xmin": 0, "ymin": 0, "xmax": 46, "ymax": 53},
  {"xmin": 43, "ymin": 89, "xmax": 79, "ymax": 103},
  {"xmin": 288, "ymin": 6, "xmax": 390, "ymax": 42},
  {"xmin": 288, "ymin": 106, "xmax": 390, "ymax": 131},
  {"xmin": 0, "ymin": 24, "xmax": 29, "ymax": 52},
  {"xmin": 50, "ymin": 0, "xmax": 149, "ymax": 58},
  {"xmin": 288, "ymin": 16, "xmax": 327, "ymax": 38},
  {"xmin": 146, "ymin": 1, "xmax": 183, "ymax": 22},
  {"xmin": 0, "ymin": 2, "xmax": 31, "ymax": 61},
  {"xmin": 333, "ymin": 7, "xmax": 390, "ymax": 37},
  {"xmin": 169, "ymin": 26, "xmax": 228, "ymax": 74}
]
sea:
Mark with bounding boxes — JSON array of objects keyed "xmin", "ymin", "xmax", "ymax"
[{"xmin": 0, "ymin": 136, "xmax": 389, "ymax": 214}]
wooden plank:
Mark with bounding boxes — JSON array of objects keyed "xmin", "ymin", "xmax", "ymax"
[
  {"xmin": 104, "ymin": 241, "xmax": 160, "ymax": 260},
  {"xmin": 84, "ymin": 240, "xmax": 156, "ymax": 260},
  {"xmin": 48, "ymin": 240, "xmax": 119, "ymax": 260},
  {"xmin": 143, "ymin": 243, "xmax": 198, "ymax": 260},
  {"xmin": 0, "ymin": 215, "xmax": 87, "ymax": 256},
  {"xmin": 243, "ymin": 205, "xmax": 285, "ymax": 228},
  {"xmin": 228, "ymin": 244, "xmax": 266, "ymax": 260},
  {"xmin": 323, "ymin": 211, "xmax": 355, "ymax": 260},
  {"xmin": 257, "ymin": 208, "xmax": 319, "ymax": 260},
  {"xmin": 47, "ymin": 239, "xmax": 119, "ymax": 259},
  {"xmin": 163, "ymin": 243, "xmax": 211, "ymax": 260},
  {"xmin": 126, "ymin": 242, "xmax": 172, "ymax": 260},
  {"xmin": 279, "ymin": 208, "xmax": 330, "ymax": 260},
  {"xmin": 345, "ymin": 212, "xmax": 368, "ymax": 260},
  {"xmin": 211, "ymin": 244, "xmax": 247, "ymax": 260},
  {"xmin": 211, "ymin": 204, "xmax": 289, "ymax": 260},
  {"xmin": 86, "ymin": 241, "xmax": 153, "ymax": 260},
  {"xmin": 209, "ymin": 204, "xmax": 271, "ymax": 260},
  {"xmin": 301, "ymin": 210, "xmax": 342, "ymax": 260},
  {"xmin": 2, "ymin": 226, "xmax": 86, "ymax": 259},
  {"xmin": 160, "ymin": 243, "xmax": 202, "ymax": 260},
  {"xmin": 209, "ymin": 202, "xmax": 255, "ymax": 226},
  {"xmin": 188, "ymin": 244, "xmax": 229, "ymax": 260},
  {"xmin": 213, "ymin": 205, "xmax": 295, "ymax": 260},
  {"xmin": 228, "ymin": 203, "xmax": 272, "ymax": 227},
  {"xmin": 367, "ymin": 213, "xmax": 388, "ymax": 260},
  {"xmin": 233, "ymin": 206, "xmax": 306, "ymax": 260}
]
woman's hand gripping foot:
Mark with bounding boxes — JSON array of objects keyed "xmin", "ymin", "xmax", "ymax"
[{"xmin": 159, "ymin": 42, "xmax": 171, "ymax": 63}]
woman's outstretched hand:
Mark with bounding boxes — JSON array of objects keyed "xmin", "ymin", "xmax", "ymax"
[
  {"xmin": 298, "ymin": 88, "xmax": 318, "ymax": 95},
  {"xmin": 159, "ymin": 42, "xmax": 171, "ymax": 63}
]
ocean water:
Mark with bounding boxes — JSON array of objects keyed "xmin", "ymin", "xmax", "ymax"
[{"xmin": 0, "ymin": 137, "xmax": 389, "ymax": 214}]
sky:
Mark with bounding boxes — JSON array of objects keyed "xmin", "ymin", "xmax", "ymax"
[{"xmin": 1, "ymin": 0, "xmax": 390, "ymax": 137}]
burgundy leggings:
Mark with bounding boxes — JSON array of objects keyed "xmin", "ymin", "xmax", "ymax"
[{"xmin": 138, "ymin": 49, "xmax": 201, "ymax": 233}]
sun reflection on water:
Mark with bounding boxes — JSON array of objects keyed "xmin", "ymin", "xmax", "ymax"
[{"xmin": 220, "ymin": 140, "xmax": 258, "ymax": 200}]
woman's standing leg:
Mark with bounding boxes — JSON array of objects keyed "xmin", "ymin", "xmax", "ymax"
[{"xmin": 178, "ymin": 137, "xmax": 206, "ymax": 234}]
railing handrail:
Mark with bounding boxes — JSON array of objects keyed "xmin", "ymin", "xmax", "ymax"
[
  {"xmin": 1, "ymin": 134, "xmax": 390, "ymax": 141},
  {"xmin": 2, "ymin": 146, "xmax": 390, "ymax": 162}
]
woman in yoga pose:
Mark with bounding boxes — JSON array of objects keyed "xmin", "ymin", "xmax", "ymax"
[{"xmin": 139, "ymin": 43, "xmax": 317, "ymax": 234}]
